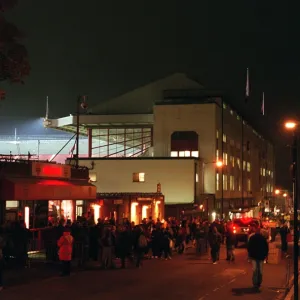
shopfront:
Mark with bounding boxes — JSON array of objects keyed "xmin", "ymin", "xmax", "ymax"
[
  {"xmin": 0, "ymin": 161, "xmax": 97, "ymax": 227},
  {"xmin": 96, "ymin": 192, "xmax": 164, "ymax": 225}
]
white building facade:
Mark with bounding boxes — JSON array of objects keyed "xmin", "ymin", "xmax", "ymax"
[{"xmin": 44, "ymin": 73, "xmax": 275, "ymax": 218}]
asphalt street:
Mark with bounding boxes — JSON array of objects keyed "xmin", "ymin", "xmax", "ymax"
[{"xmin": 1, "ymin": 246, "xmax": 289, "ymax": 300}]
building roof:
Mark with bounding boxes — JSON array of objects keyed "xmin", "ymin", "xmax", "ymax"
[{"xmin": 90, "ymin": 73, "xmax": 203, "ymax": 114}]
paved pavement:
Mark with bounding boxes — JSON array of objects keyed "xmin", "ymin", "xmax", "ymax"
[{"xmin": 1, "ymin": 245, "xmax": 290, "ymax": 300}]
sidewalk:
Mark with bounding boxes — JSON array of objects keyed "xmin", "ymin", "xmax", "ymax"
[{"xmin": 211, "ymin": 257, "xmax": 290, "ymax": 300}]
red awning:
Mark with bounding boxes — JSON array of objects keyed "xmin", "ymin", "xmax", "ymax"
[{"xmin": 1, "ymin": 178, "xmax": 96, "ymax": 201}]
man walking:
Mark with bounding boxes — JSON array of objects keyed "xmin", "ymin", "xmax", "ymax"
[{"xmin": 247, "ymin": 225, "xmax": 269, "ymax": 289}]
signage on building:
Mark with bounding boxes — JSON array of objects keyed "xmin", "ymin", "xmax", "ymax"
[{"xmin": 32, "ymin": 162, "xmax": 71, "ymax": 179}]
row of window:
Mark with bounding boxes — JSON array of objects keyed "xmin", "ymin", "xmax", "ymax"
[
  {"xmin": 216, "ymin": 174, "xmax": 251, "ymax": 192},
  {"xmin": 260, "ymin": 168, "xmax": 273, "ymax": 178},
  {"xmin": 216, "ymin": 150, "xmax": 251, "ymax": 171},
  {"xmin": 170, "ymin": 151, "xmax": 199, "ymax": 158}
]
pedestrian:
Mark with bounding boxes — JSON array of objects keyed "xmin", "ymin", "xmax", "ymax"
[
  {"xmin": 0, "ymin": 229, "xmax": 5, "ymax": 291},
  {"xmin": 247, "ymin": 225, "xmax": 269, "ymax": 289},
  {"xmin": 208, "ymin": 226, "xmax": 222, "ymax": 264},
  {"xmin": 135, "ymin": 227, "xmax": 147, "ymax": 268},
  {"xmin": 225, "ymin": 224, "xmax": 236, "ymax": 262},
  {"xmin": 279, "ymin": 223, "xmax": 289, "ymax": 255},
  {"xmin": 57, "ymin": 227, "xmax": 74, "ymax": 276}
]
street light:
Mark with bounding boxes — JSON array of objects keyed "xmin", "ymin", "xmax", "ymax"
[
  {"xmin": 283, "ymin": 193, "xmax": 287, "ymax": 198},
  {"xmin": 215, "ymin": 160, "xmax": 223, "ymax": 168},
  {"xmin": 275, "ymin": 189, "xmax": 280, "ymax": 195},
  {"xmin": 284, "ymin": 120, "xmax": 299, "ymax": 299}
]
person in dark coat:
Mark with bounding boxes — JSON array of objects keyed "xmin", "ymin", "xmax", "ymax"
[
  {"xmin": 279, "ymin": 223, "xmax": 289, "ymax": 254},
  {"xmin": 247, "ymin": 226, "xmax": 269, "ymax": 289},
  {"xmin": 226, "ymin": 225, "xmax": 236, "ymax": 261},
  {"xmin": 116, "ymin": 226, "xmax": 133, "ymax": 269},
  {"xmin": 208, "ymin": 226, "xmax": 222, "ymax": 264}
]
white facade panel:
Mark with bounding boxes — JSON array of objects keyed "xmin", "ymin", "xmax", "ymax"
[{"xmin": 78, "ymin": 158, "xmax": 196, "ymax": 204}]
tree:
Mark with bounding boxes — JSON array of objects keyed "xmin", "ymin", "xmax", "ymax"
[{"xmin": 0, "ymin": 0, "xmax": 30, "ymax": 84}]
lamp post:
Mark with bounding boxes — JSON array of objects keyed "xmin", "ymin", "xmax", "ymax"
[
  {"xmin": 75, "ymin": 95, "xmax": 88, "ymax": 168},
  {"xmin": 285, "ymin": 120, "xmax": 299, "ymax": 299}
]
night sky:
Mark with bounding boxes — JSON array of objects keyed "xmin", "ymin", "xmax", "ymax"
[{"xmin": 1, "ymin": 0, "xmax": 300, "ymax": 188}]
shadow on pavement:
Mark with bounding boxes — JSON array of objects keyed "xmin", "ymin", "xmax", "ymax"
[{"xmin": 231, "ymin": 287, "xmax": 261, "ymax": 296}]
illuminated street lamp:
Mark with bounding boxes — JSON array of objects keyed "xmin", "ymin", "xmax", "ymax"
[
  {"xmin": 275, "ymin": 189, "xmax": 280, "ymax": 195},
  {"xmin": 215, "ymin": 160, "xmax": 223, "ymax": 168},
  {"xmin": 283, "ymin": 193, "xmax": 287, "ymax": 198},
  {"xmin": 285, "ymin": 121, "xmax": 297, "ymax": 130},
  {"xmin": 284, "ymin": 120, "xmax": 299, "ymax": 298}
]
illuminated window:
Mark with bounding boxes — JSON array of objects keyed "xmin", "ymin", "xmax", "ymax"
[
  {"xmin": 191, "ymin": 151, "xmax": 199, "ymax": 157},
  {"xmin": 133, "ymin": 172, "xmax": 145, "ymax": 182},
  {"xmin": 271, "ymin": 171, "xmax": 273, "ymax": 178},
  {"xmin": 196, "ymin": 173, "xmax": 199, "ymax": 182},
  {"xmin": 230, "ymin": 110, "xmax": 233, "ymax": 115},
  {"xmin": 184, "ymin": 151, "xmax": 191, "ymax": 157},
  {"xmin": 262, "ymin": 168, "xmax": 266, "ymax": 176},
  {"xmin": 223, "ymin": 134, "xmax": 227, "ymax": 143},
  {"xmin": 247, "ymin": 162, "xmax": 251, "ymax": 172},
  {"xmin": 170, "ymin": 151, "xmax": 178, "ymax": 157},
  {"xmin": 271, "ymin": 185, "xmax": 273, "ymax": 192},
  {"xmin": 216, "ymin": 173, "xmax": 220, "ymax": 191},
  {"xmin": 238, "ymin": 179, "xmax": 241, "ymax": 191},
  {"xmin": 223, "ymin": 174, "xmax": 228, "ymax": 191},
  {"xmin": 216, "ymin": 149, "xmax": 219, "ymax": 160},
  {"xmin": 247, "ymin": 179, "xmax": 251, "ymax": 191},
  {"xmin": 89, "ymin": 172, "xmax": 97, "ymax": 182},
  {"xmin": 237, "ymin": 115, "xmax": 240, "ymax": 120},
  {"xmin": 223, "ymin": 103, "xmax": 227, "ymax": 109},
  {"xmin": 243, "ymin": 161, "xmax": 246, "ymax": 171},
  {"xmin": 230, "ymin": 175, "xmax": 235, "ymax": 191},
  {"xmin": 230, "ymin": 156, "xmax": 235, "ymax": 167},
  {"xmin": 236, "ymin": 158, "xmax": 240, "ymax": 169},
  {"xmin": 6, "ymin": 200, "xmax": 19, "ymax": 209},
  {"xmin": 216, "ymin": 130, "xmax": 219, "ymax": 139},
  {"xmin": 179, "ymin": 151, "xmax": 185, "ymax": 157},
  {"xmin": 223, "ymin": 153, "xmax": 228, "ymax": 165},
  {"xmin": 260, "ymin": 168, "xmax": 263, "ymax": 176}
]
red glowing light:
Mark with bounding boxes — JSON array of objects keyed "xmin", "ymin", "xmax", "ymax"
[
  {"xmin": 41, "ymin": 165, "xmax": 63, "ymax": 177},
  {"xmin": 37, "ymin": 180, "xmax": 71, "ymax": 186}
]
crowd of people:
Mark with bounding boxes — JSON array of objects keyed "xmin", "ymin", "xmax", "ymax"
[{"xmin": 0, "ymin": 214, "xmax": 293, "ymax": 291}]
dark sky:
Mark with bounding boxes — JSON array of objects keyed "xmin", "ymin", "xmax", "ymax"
[{"xmin": 1, "ymin": 0, "xmax": 300, "ymax": 188}]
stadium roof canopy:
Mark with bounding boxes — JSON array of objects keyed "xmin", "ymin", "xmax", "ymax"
[{"xmin": 43, "ymin": 73, "xmax": 203, "ymax": 136}]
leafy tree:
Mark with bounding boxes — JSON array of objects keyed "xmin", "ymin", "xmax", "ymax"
[{"xmin": 0, "ymin": 0, "xmax": 30, "ymax": 85}]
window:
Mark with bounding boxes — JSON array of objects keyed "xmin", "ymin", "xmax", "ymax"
[
  {"xmin": 191, "ymin": 151, "xmax": 199, "ymax": 157},
  {"xmin": 271, "ymin": 171, "xmax": 273, "ymax": 178},
  {"xmin": 230, "ymin": 175, "xmax": 235, "ymax": 191},
  {"xmin": 196, "ymin": 173, "xmax": 199, "ymax": 183},
  {"xmin": 89, "ymin": 172, "xmax": 97, "ymax": 182},
  {"xmin": 223, "ymin": 134, "xmax": 227, "ymax": 143},
  {"xmin": 133, "ymin": 172, "xmax": 145, "ymax": 182},
  {"xmin": 247, "ymin": 162, "xmax": 251, "ymax": 172},
  {"xmin": 216, "ymin": 130, "xmax": 219, "ymax": 139},
  {"xmin": 216, "ymin": 173, "xmax": 220, "ymax": 191},
  {"xmin": 236, "ymin": 158, "xmax": 240, "ymax": 169},
  {"xmin": 223, "ymin": 103, "xmax": 227, "ymax": 109},
  {"xmin": 6, "ymin": 201, "xmax": 19, "ymax": 209},
  {"xmin": 173, "ymin": 150, "xmax": 194, "ymax": 157},
  {"xmin": 230, "ymin": 156, "xmax": 235, "ymax": 167},
  {"xmin": 223, "ymin": 153, "xmax": 228, "ymax": 165},
  {"xmin": 243, "ymin": 161, "xmax": 246, "ymax": 171},
  {"xmin": 247, "ymin": 179, "xmax": 251, "ymax": 191},
  {"xmin": 262, "ymin": 168, "xmax": 266, "ymax": 176},
  {"xmin": 223, "ymin": 174, "xmax": 228, "ymax": 191},
  {"xmin": 216, "ymin": 149, "xmax": 219, "ymax": 160},
  {"xmin": 230, "ymin": 110, "xmax": 234, "ymax": 115},
  {"xmin": 237, "ymin": 115, "xmax": 240, "ymax": 120}
]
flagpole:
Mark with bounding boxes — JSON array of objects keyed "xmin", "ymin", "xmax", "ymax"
[{"xmin": 221, "ymin": 98, "xmax": 224, "ymax": 218}]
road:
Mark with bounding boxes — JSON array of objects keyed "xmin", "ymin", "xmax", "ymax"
[{"xmin": 1, "ymin": 246, "xmax": 288, "ymax": 300}]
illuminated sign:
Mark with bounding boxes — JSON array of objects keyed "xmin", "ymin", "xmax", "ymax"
[{"xmin": 32, "ymin": 162, "xmax": 71, "ymax": 179}]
